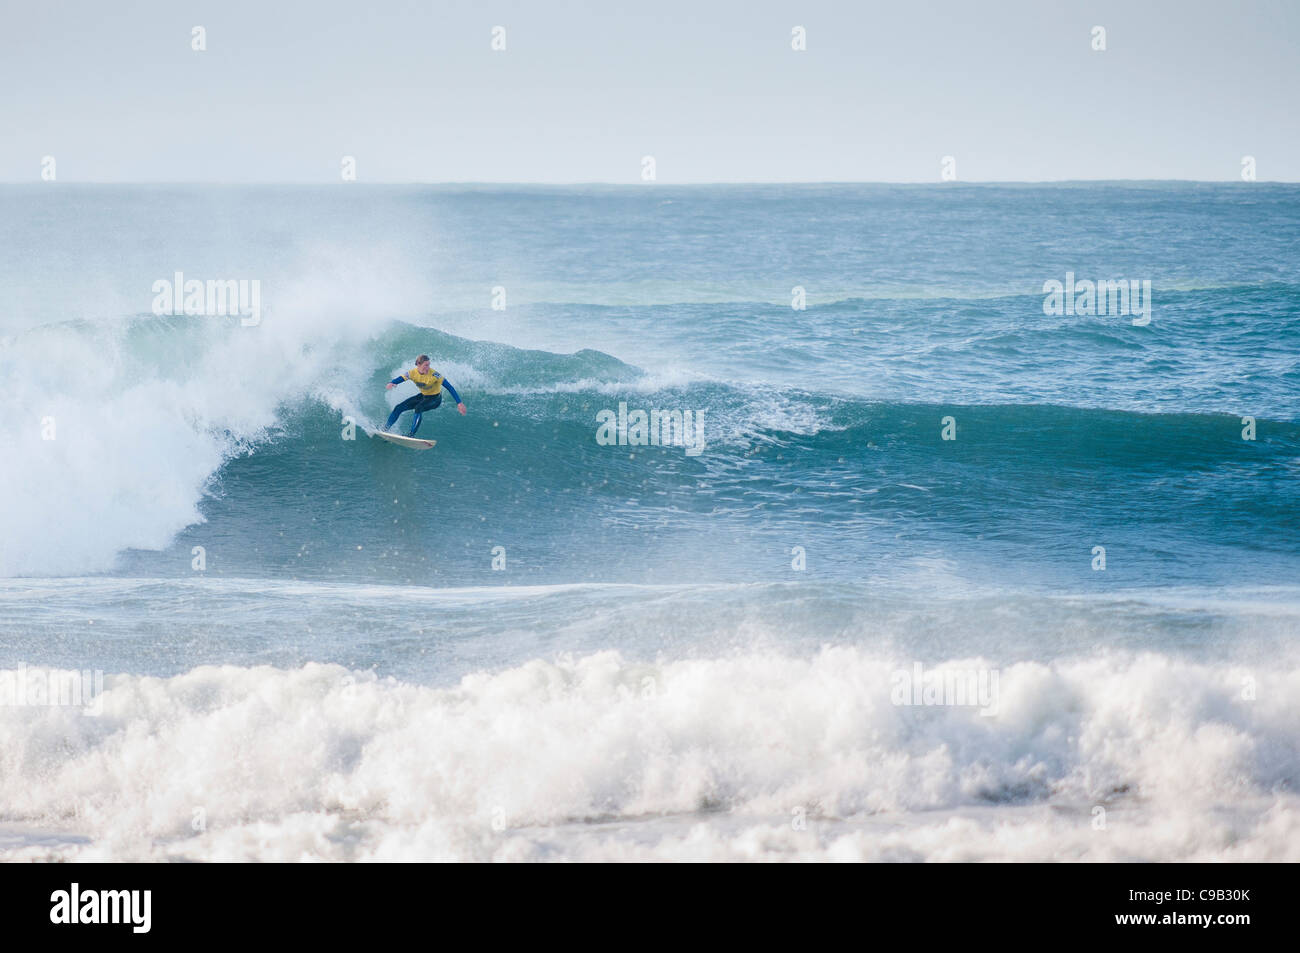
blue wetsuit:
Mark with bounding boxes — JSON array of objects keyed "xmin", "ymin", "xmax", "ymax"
[{"xmin": 385, "ymin": 376, "xmax": 461, "ymax": 436}]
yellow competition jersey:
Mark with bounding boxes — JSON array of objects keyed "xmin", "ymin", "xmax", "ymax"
[{"xmin": 405, "ymin": 367, "xmax": 444, "ymax": 396}]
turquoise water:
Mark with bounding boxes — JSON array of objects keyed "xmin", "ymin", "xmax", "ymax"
[{"xmin": 0, "ymin": 184, "xmax": 1297, "ymax": 860}]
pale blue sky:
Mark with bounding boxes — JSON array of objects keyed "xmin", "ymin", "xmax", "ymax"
[{"xmin": 1, "ymin": 0, "xmax": 1296, "ymax": 182}]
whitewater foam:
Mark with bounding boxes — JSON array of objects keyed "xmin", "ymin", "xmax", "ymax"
[{"xmin": 1, "ymin": 646, "xmax": 1295, "ymax": 861}]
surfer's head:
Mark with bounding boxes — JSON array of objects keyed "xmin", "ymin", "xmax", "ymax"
[{"xmin": 415, "ymin": 355, "xmax": 430, "ymax": 371}]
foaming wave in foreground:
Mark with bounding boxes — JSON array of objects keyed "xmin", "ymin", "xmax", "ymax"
[{"xmin": 2, "ymin": 647, "xmax": 1296, "ymax": 861}]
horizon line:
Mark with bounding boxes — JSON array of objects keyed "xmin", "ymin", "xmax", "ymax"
[{"xmin": 0, "ymin": 178, "xmax": 1292, "ymax": 187}]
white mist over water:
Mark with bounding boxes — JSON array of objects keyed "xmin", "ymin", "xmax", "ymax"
[{"xmin": 0, "ymin": 248, "xmax": 433, "ymax": 576}]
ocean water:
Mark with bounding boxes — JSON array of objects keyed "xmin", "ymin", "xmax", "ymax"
[{"xmin": 1, "ymin": 183, "xmax": 1298, "ymax": 861}]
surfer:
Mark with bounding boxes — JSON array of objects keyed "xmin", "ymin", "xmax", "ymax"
[{"xmin": 383, "ymin": 355, "xmax": 466, "ymax": 435}]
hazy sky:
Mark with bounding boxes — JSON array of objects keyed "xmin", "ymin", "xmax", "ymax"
[{"xmin": 2, "ymin": 0, "xmax": 1296, "ymax": 182}]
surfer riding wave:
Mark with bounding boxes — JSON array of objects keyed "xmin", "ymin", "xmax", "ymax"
[{"xmin": 384, "ymin": 354, "xmax": 466, "ymax": 435}]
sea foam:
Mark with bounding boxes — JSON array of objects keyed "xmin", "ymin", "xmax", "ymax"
[{"xmin": 1, "ymin": 646, "xmax": 1295, "ymax": 861}]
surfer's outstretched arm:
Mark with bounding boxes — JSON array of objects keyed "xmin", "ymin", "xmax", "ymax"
[{"xmin": 442, "ymin": 380, "xmax": 467, "ymax": 415}]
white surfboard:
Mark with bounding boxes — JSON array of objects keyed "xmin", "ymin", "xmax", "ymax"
[{"xmin": 373, "ymin": 430, "xmax": 436, "ymax": 450}]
